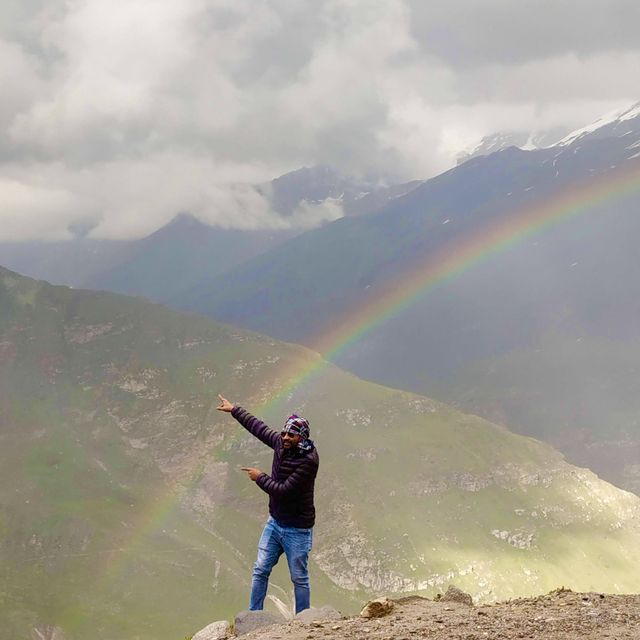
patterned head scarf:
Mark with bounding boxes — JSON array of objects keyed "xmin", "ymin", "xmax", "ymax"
[{"xmin": 282, "ymin": 414, "xmax": 314, "ymax": 452}]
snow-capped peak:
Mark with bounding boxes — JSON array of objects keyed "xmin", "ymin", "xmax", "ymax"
[
  {"xmin": 456, "ymin": 128, "xmax": 569, "ymax": 164},
  {"xmin": 618, "ymin": 102, "xmax": 640, "ymax": 122},
  {"xmin": 557, "ymin": 101, "xmax": 640, "ymax": 147}
]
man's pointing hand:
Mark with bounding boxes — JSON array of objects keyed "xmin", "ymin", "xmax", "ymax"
[
  {"xmin": 217, "ymin": 394, "xmax": 234, "ymax": 412},
  {"xmin": 240, "ymin": 467, "xmax": 263, "ymax": 482}
]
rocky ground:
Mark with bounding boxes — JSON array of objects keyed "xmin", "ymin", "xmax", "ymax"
[{"xmin": 239, "ymin": 589, "xmax": 640, "ymax": 640}]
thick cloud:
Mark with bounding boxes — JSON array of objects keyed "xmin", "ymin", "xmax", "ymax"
[
  {"xmin": 0, "ymin": 0, "xmax": 638, "ymax": 240},
  {"xmin": 408, "ymin": 0, "xmax": 640, "ymax": 67}
]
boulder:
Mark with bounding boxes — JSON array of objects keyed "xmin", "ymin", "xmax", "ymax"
[
  {"xmin": 360, "ymin": 597, "xmax": 395, "ymax": 618},
  {"xmin": 234, "ymin": 610, "xmax": 286, "ymax": 636},
  {"xmin": 192, "ymin": 620, "xmax": 231, "ymax": 640},
  {"xmin": 295, "ymin": 606, "xmax": 342, "ymax": 623},
  {"xmin": 441, "ymin": 585, "xmax": 473, "ymax": 606}
]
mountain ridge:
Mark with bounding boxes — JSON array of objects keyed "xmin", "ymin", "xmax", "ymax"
[{"xmin": 0, "ymin": 165, "xmax": 423, "ymax": 307}]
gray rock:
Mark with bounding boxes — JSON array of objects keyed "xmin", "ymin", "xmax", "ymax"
[
  {"xmin": 360, "ymin": 597, "xmax": 395, "ymax": 618},
  {"xmin": 441, "ymin": 585, "xmax": 473, "ymax": 606},
  {"xmin": 234, "ymin": 610, "xmax": 286, "ymax": 636},
  {"xmin": 192, "ymin": 620, "xmax": 231, "ymax": 640},
  {"xmin": 295, "ymin": 605, "xmax": 342, "ymax": 623}
]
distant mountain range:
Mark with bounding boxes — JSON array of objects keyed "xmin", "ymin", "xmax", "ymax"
[
  {"xmin": 175, "ymin": 101, "xmax": 640, "ymax": 495},
  {"xmin": 83, "ymin": 214, "xmax": 300, "ymax": 302},
  {"xmin": 0, "ymin": 237, "xmax": 127, "ymax": 289},
  {"xmin": 0, "ymin": 166, "xmax": 422, "ymax": 302},
  {"xmin": 2, "ymin": 266, "xmax": 640, "ymax": 640}
]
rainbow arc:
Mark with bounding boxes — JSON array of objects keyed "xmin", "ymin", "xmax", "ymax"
[{"xmin": 100, "ymin": 161, "xmax": 640, "ymax": 587}]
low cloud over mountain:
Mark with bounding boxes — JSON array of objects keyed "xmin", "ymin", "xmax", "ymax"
[{"xmin": 1, "ymin": 1, "xmax": 639, "ymax": 240}]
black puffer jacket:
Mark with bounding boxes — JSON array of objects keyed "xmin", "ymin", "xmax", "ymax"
[{"xmin": 232, "ymin": 406, "xmax": 319, "ymax": 528}]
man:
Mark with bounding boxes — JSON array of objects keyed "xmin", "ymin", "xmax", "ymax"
[{"xmin": 217, "ymin": 394, "xmax": 319, "ymax": 614}]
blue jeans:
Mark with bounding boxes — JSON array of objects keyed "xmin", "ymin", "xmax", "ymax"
[{"xmin": 250, "ymin": 517, "xmax": 313, "ymax": 614}]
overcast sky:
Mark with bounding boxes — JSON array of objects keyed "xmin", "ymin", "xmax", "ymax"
[{"xmin": 1, "ymin": 0, "xmax": 639, "ymax": 240}]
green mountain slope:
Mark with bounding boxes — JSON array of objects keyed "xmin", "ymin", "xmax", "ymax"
[
  {"xmin": 1, "ymin": 266, "xmax": 640, "ymax": 640},
  {"xmin": 433, "ymin": 330, "xmax": 640, "ymax": 494}
]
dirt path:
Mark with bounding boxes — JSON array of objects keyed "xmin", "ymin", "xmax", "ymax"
[{"xmin": 244, "ymin": 589, "xmax": 640, "ymax": 640}]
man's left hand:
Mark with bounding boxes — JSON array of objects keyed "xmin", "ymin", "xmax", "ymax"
[{"xmin": 240, "ymin": 467, "xmax": 263, "ymax": 482}]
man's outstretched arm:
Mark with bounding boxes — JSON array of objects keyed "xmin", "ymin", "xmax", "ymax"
[{"xmin": 217, "ymin": 394, "xmax": 280, "ymax": 449}]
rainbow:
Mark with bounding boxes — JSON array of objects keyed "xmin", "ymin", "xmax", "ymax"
[
  {"xmin": 97, "ymin": 160, "xmax": 640, "ymax": 598},
  {"xmin": 255, "ymin": 161, "xmax": 640, "ymax": 413}
]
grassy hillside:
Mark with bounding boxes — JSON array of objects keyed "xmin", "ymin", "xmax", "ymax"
[
  {"xmin": 1, "ymin": 266, "xmax": 640, "ymax": 640},
  {"xmin": 431, "ymin": 330, "xmax": 640, "ymax": 494}
]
